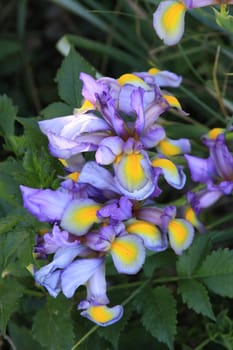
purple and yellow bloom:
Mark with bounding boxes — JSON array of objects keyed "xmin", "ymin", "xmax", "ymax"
[{"xmin": 153, "ymin": 0, "xmax": 233, "ymax": 45}]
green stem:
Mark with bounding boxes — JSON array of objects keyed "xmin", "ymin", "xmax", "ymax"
[
  {"xmin": 71, "ymin": 325, "xmax": 99, "ymax": 350},
  {"xmin": 194, "ymin": 338, "xmax": 211, "ymax": 350}
]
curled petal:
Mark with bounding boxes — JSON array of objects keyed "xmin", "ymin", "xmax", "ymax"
[
  {"xmin": 61, "ymin": 258, "xmax": 103, "ymax": 298},
  {"xmin": 114, "ymin": 152, "xmax": 155, "ymax": 200},
  {"xmin": 79, "ymin": 161, "xmax": 120, "ymax": 194},
  {"xmin": 126, "ymin": 219, "xmax": 167, "ymax": 251},
  {"xmin": 152, "ymin": 158, "xmax": 186, "ymax": 189},
  {"xmin": 111, "ymin": 235, "xmax": 145, "ymax": 274},
  {"xmin": 61, "ymin": 199, "xmax": 101, "ymax": 236},
  {"xmin": 20, "ymin": 185, "xmax": 72, "ymax": 222},
  {"xmin": 80, "ymin": 304, "xmax": 124, "ymax": 327},
  {"xmin": 157, "ymin": 137, "xmax": 191, "ymax": 156},
  {"xmin": 95, "ymin": 136, "xmax": 124, "ymax": 165},
  {"xmin": 168, "ymin": 219, "xmax": 194, "ymax": 255},
  {"xmin": 153, "ymin": 1, "xmax": 186, "ymax": 46}
]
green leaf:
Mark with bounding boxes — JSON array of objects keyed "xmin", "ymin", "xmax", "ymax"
[
  {"xmin": 56, "ymin": 47, "xmax": 96, "ymax": 108},
  {"xmin": 178, "ymin": 279, "xmax": 215, "ymax": 320},
  {"xmin": 0, "ymin": 278, "xmax": 25, "ymax": 334},
  {"xmin": 176, "ymin": 234, "xmax": 211, "ymax": 277},
  {"xmin": 8, "ymin": 323, "xmax": 43, "ymax": 350},
  {"xmin": 41, "ymin": 101, "xmax": 73, "ymax": 119},
  {"xmin": 0, "ymin": 94, "xmax": 17, "ymax": 138},
  {"xmin": 0, "ymin": 39, "xmax": 21, "ymax": 62},
  {"xmin": 196, "ymin": 248, "xmax": 233, "ymax": 297},
  {"xmin": 0, "ymin": 214, "xmax": 23, "ymax": 234},
  {"xmin": 32, "ymin": 295, "xmax": 74, "ymax": 350},
  {"xmin": 137, "ymin": 286, "xmax": 177, "ymax": 350},
  {"xmin": 213, "ymin": 7, "xmax": 233, "ymax": 33}
]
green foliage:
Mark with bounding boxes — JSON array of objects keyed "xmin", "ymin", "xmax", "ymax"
[
  {"xmin": 0, "ymin": 94, "xmax": 17, "ymax": 139},
  {"xmin": 136, "ymin": 286, "xmax": 177, "ymax": 350},
  {"xmin": 32, "ymin": 295, "xmax": 74, "ymax": 350},
  {"xmin": 196, "ymin": 249, "xmax": 233, "ymax": 297},
  {"xmin": 56, "ymin": 47, "xmax": 97, "ymax": 108},
  {"xmin": 0, "ymin": 278, "xmax": 25, "ymax": 335},
  {"xmin": 178, "ymin": 280, "xmax": 215, "ymax": 320},
  {"xmin": 206, "ymin": 310, "xmax": 233, "ymax": 350}
]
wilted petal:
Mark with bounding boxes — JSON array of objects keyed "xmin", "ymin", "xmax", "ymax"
[
  {"xmin": 20, "ymin": 185, "xmax": 72, "ymax": 222},
  {"xmin": 61, "ymin": 258, "xmax": 104, "ymax": 298},
  {"xmin": 157, "ymin": 137, "xmax": 191, "ymax": 156},
  {"xmin": 111, "ymin": 235, "xmax": 145, "ymax": 274},
  {"xmin": 153, "ymin": 0, "xmax": 186, "ymax": 46},
  {"xmin": 168, "ymin": 218, "xmax": 194, "ymax": 255},
  {"xmin": 152, "ymin": 158, "xmax": 186, "ymax": 189},
  {"xmin": 80, "ymin": 304, "xmax": 124, "ymax": 327},
  {"xmin": 61, "ymin": 198, "xmax": 101, "ymax": 236},
  {"xmin": 126, "ymin": 219, "xmax": 167, "ymax": 251}
]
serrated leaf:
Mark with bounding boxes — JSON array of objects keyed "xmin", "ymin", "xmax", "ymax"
[
  {"xmin": 0, "ymin": 278, "xmax": 25, "ymax": 334},
  {"xmin": 32, "ymin": 295, "xmax": 74, "ymax": 350},
  {"xmin": 178, "ymin": 280, "xmax": 215, "ymax": 320},
  {"xmin": 98, "ymin": 304, "xmax": 133, "ymax": 349},
  {"xmin": 137, "ymin": 286, "xmax": 177, "ymax": 350},
  {"xmin": 176, "ymin": 234, "xmax": 211, "ymax": 277},
  {"xmin": 56, "ymin": 47, "xmax": 96, "ymax": 107},
  {"xmin": 0, "ymin": 214, "xmax": 22, "ymax": 234},
  {"xmin": 41, "ymin": 101, "xmax": 73, "ymax": 119},
  {"xmin": 0, "ymin": 94, "xmax": 17, "ymax": 138},
  {"xmin": 196, "ymin": 249, "xmax": 233, "ymax": 297}
]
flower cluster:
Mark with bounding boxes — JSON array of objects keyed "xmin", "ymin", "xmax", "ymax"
[
  {"xmin": 184, "ymin": 127, "xmax": 233, "ymax": 229},
  {"xmin": 21, "ymin": 68, "xmax": 195, "ymax": 326},
  {"xmin": 153, "ymin": 0, "xmax": 233, "ymax": 46}
]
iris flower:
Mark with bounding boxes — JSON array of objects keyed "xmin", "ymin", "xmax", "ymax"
[{"xmin": 153, "ymin": 0, "xmax": 233, "ymax": 45}]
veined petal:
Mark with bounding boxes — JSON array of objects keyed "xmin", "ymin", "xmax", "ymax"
[
  {"xmin": 20, "ymin": 186, "xmax": 72, "ymax": 222},
  {"xmin": 152, "ymin": 158, "xmax": 186, "ymax": 189},
  {"xmin": 80, "ymin": 304, "xmax": 124, "ymax": 327},
  {"xmin": 153, "ymin": 1, "xmax": 186, "ymax": 46},
  {"xmin": 111, "ymin": 235, "xmax": 145, "ymax": 274},
  {"xmin": 61, "ymin": 258, "xmax": 103, "ymax": 298},
  {"xmin": 126, "ymin": 219, "xmax": 167, "ymax": 251},
  {"xmin": 157, "ymin": 137, "xmax": 191, "ymax": 156},
  {"xmin": 114, "ymin": 152, "xmax": 155, "ymax": 200},
  {"xmin": 61, "ymin": 199, "xmax": 101, "ymax": 236},
  {"xmin": 168, "ymin": 218, "xmax": 194, "ymax": 254}
]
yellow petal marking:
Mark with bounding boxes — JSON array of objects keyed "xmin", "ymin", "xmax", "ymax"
[
  {"xmin": 111, "ymin": 239, "xmax": 138, "ymax": 265},
  {"xmin": 67, "ymin": 172, "xmax": 80, "ymax": 182},
  {"xmin": 126, "ymin": 220, "xmax": 160, "ymax": 239},
  {"xmin": 163, "ymin": 94, "xmax": 181, "ymax": 109},
  {"xmin": 184, "ymin": 207, "xmax": 197, "ymax": 225},
  {"xmin": 123, "ymin": 153, "xmax": 145, "ymax": 188},
  {"xmin": 89, "ymin": 305, "xmax": 114, "ymax": 323},
  {"xmin": 76, "ymin": 99, "xmax": 95, "ymax": 113},
  {"xmin": 158, "ymin": 139, "xmax": 180, "ymax": 156},
  {"xmin": 207, "ymin": 128, "xmax": 224, "ymax": 140},
  {"xmin": 152, "ymin": 158, "xmax": 177, "ymax": 175},
  {"xmin": 168, "ymin": 219, "xmax": 188, "ymax": 246},
  {"xmin": 117, "ymin": 73, "xmax": 147, "ymax": 87},
  {"xmin": 71, "ymin": 204, "xmax": 101, "ymax": 227},
  {"xmin": 59, "ymin": 158, "xmax": 68, "ymax": 167},
  {"xmin": 162, "ymin": 2, "xmax": 186, "ymax": 34},
  {"xmin": 148, "ymin": 67, "xmax": 160, "ymax": 75}
]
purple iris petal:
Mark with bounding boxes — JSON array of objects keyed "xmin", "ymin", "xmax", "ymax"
[
  {"xmin": 97, "ymin": 197, "xmax": 133, "ymax": 223},
  {"xmin": 42, "ymin": 224, "xmax": 80, "ymax": 254},
  {"xmin": 61, "ymin": 257, "xmax": 104, "ymax": 298},
  {"xmin": 86, "ymin": 263, "xmax": 109, "ymax": 305},
  {"xmin": 78, "ymin": 161, "xmax": 120, "ymax": 194},
  {"xmin": 130, "ymin": 88, "xmax": 145, "ymax": 135},
  {"xmin": 20, "ymin": 185, "xmax": 72, "ymax": 222},
  {"xmin": 185, "ymin": 155, "xmax": 216, "ymax": 183},
  {"xmin": 141, "ymin": 125, "xmax": 166, "ymax": 149},
  {"xmin": 209, "ymin": 135, "xmax": 233, "ymax": 181},
  {"xmin": 35, "ymin": 246, "xmax": 82, "ymax": 297},
  {"xmin": 80, "ymin": 72, "xmax": 108, "ymax": 105},
  {"xmin": 95, "ymin": 136, "xmax": 124, "ymax": 165},
  {"xmin": 135, "ymin": 70, "xmax": 182, "ymax": 88}
]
